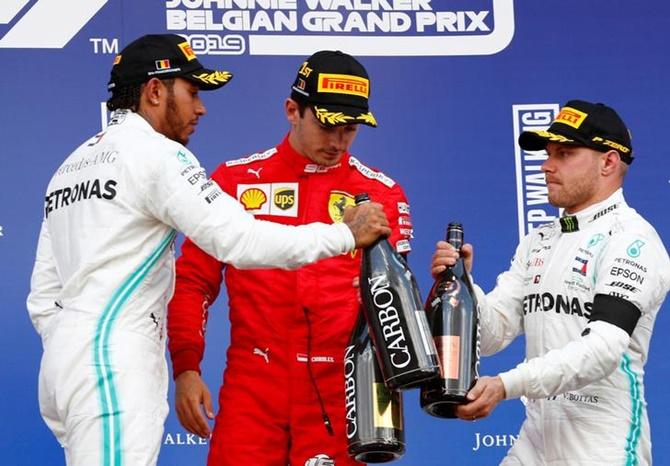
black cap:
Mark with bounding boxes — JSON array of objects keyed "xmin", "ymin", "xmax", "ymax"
[
  {"xmin": 290, "ymin": 50, "xmax": 377, "ymax": 127},
  {"xmin": 518, "ymin": 100, "xmax": 633, "ymax": 164},
  {"xmin": 108, "ymin": 34, "xmax": 232, "ymax": 92}
]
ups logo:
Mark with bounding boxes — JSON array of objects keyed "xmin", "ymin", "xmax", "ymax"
[{"xmin": 274, "ymin": 188, "xmax": 295, "ymax": 210}]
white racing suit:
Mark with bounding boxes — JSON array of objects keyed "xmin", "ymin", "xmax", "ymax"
[
  {"xmin": 26, "ymin": 110, "xmax": 354, "ymax": 466},
  {"xmin": 475, "ymin": 189, "xmax": 670, "ymax": 465}
]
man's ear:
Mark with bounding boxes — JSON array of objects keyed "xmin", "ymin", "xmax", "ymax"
[
  {"xmin": 601, "ymin": 149, "xmax": 621, "ymax": 176},
  {"xmin": 144, "ymin": 78, "xmax": 164, "ymax": 106},
  {"xmin": 285, "ymin": 98, "xmax": 300, "ymax": 125}
]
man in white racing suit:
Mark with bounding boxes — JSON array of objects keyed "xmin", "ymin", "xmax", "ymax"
[
  {"xmin": 431, "ymin": 100, "xmax": 669, "ymax": 465},
  {"xmin": 26, "ymin": 34, "xmax": 390, "ymax": 466}
]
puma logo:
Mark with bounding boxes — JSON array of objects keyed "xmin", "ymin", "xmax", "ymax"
[
  {"xmin": 253, "ymin": 347, "xmax": 270, "ymax": 363},
  {"xmin": 247, "ymin": 167, "xmax": 263, "ymax": 179}
]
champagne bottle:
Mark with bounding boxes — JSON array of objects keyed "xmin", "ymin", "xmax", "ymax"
[
  {"xmin": 420, "ymin": 222, "xmax": 481, "ymax": 418},
  {"xmin": 345, "ymin": 310, "xmax": 405, "ymax": 463},
  {"xmin": 356, "ymin": 193, "xmax": 439, "ymax": 390}
]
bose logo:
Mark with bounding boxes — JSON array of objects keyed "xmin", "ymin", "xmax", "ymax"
[{"xmin": 0, "ymin": 0, "xmax": 108, "ymax": 48}]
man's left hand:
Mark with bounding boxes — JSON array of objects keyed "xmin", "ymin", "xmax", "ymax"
[{"xmin": 454, "ymin": 376, "xmax": 506, "ymax": 421}]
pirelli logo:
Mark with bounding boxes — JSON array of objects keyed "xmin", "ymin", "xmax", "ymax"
[
  {"xmin": 178, "ymin": 41, "xmax": 197, "ymax": 61},
  {"xmin": 555, "ymin": 106, "xmax": 587, "ymax": 129},
  {"xmin": 317, "ymin": 74, "xmax": 369, "ymax": 98}
]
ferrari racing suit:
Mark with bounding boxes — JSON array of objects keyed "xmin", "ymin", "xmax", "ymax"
[
  {"xmin": 26, "ymin": 111, "xmax": 355, "ymax": 466},
  {"xmin": 168, "ymin": 136, "xmax": 413, "ymax": 466},
  {"xmin": 475, "ymin": 189, "xmax": 670, "ymax": 465}
]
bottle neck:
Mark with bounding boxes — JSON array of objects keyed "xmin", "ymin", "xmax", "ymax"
[
  {"xmin": 450, "ymin": 254, "xmax": 466, "ymax": 277},
  {"xmin": 446, "ymin": 226, "xmax": 465, "ymax": 277}
]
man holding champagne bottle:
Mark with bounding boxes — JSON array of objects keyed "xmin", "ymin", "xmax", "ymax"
[
  {"xmin": 431, "ymin": 100, "xmax": 669, "ymax": 465},
  {"xmin": 167, "ymin": 51, "xmax": 413, "ymax": 465},
  {"xmin": 26, "ymin": 35, "xmax": 391, "ymax": 466}
]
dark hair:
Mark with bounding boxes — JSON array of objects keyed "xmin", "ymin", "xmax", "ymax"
[
  {"xmin": 106, "ymin": 78, "xmax": 175, "ymax": 111},
  {"xmin": 294, "ymin": 98, "xmax": 308, "ymax": 118},
  {"xmin": 106, "ymin": 83, "xmax": 143, "ymax": 111}
]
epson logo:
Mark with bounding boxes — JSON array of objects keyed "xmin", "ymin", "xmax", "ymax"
[
  {"xmin": 0, "ymin": 0, "xmax": 109, "ymax": 48},
  {"xmin": 343, "ymin": 344, "xmax": 357, "ymax": 439},
  {"xmin": 609, "ymin": 267, "xmax": 645, "ymax": 284},
  {"xmin": 368, "ymin": 274, "xmax": 411, "ymax": 369}
]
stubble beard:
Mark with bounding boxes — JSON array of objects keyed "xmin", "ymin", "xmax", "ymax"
[
  {"xmin": 548, "ymin": 174, "xmax": 597, "ymax": 213},
  {"xmin": 165, "ymin": 88, "xmax": 189, "ymax": 146}
]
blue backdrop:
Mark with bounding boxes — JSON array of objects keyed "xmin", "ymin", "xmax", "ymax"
[{"xmin": 1, "ymin": 1, "xmax": 668, "ymax": 465}]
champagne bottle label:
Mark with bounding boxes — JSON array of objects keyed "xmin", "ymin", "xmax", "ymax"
[
  {"xmin": 368, "ymin": 273, "xmax": 413, "ymax": 370},
  {"xmin": 435, "ymin": 335, "xmax": 461, "ymax": 380},
  {"xmin": 343, "ymin": 344, "xmax": 358, "ymax": 440},
  {"xmin": 415, "ymin": 310, "xmax": 436, "ymax": 356},
  {"xmin": 444, "ymin": 280, "xmax": 461, "ymax": 306},
  {"xmin": 373, "ymin": 383, "xmax": 402, "ymax": 430}
]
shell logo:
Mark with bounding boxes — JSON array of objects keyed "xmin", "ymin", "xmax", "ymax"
[{"xmin": 240, "ymin": 188, "xmax": 267, "ymax": 210}]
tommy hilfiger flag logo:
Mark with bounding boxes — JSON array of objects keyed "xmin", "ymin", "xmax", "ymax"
[
  {"xmin": 572, "ymin": 257, "xmax": 588, "ymax": 276},
  {"xmin": 155, "ymin": 59, "xmax": 170, "ymax": 70}
]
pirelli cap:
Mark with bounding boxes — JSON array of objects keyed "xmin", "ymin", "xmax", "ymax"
[
  {"xmin": 519, "ymin": 100, "xmax": 634, "ymax": 164},
  {"xmin": 290, "ymin": 50, "xmax": 377, "ymax": 127},
  {"xmin": 108, "ymin": 34, "xmax": 232, "ymax": 92}
]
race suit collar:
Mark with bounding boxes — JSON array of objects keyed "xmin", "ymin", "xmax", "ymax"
[
  {"xmin": 559, "ymin": 189, "xmax": 626, "ymax": 232},
  {"xmin": 110, "ymin": 109, "xmax": 164, "ymax": 138},
  {"xmin": 278, "ymin": 134, "xmax": 350, "ymax": 175}
]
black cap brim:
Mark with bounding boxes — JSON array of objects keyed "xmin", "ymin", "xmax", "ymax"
[
  {"xmin": 183, "ymin": 68, "xmax": 233, "ymax": 90},
  {"xmin": 518, "ymin": 130, "xmax": 582, "ymax": 151},
  {"xmin": 311, "ymin": 104, "xmax": 377, "ymax": 127}
]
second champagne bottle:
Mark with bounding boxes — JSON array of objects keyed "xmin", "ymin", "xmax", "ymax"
[
  {"xmin": 421, "ymin": 222, "xmax": 481, "ymax": 418},
  {"xmin": 356, "ymin": 193, "xmax": 440, "ymax": 390}
]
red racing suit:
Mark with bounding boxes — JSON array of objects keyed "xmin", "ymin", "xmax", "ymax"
[{"xmin": 168, "ymin": 136, "xmax": 412, "ymax": 466}]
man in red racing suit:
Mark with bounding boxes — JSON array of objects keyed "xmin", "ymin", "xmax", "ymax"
[{"xmin": 167, "ymin": 51, "xmax": 413, "ymax": 466}]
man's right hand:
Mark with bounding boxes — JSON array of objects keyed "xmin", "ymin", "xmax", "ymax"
[
  {"xmin": 174, "ymin": 370, "xmax": 215, "ymax": 439},
  {"xmin": 431, "ymin": 240, "xmax": 474, "ymax": 278},
  {"xmin": 342, "ymin": 202, "xmax": 391, "ymax": 248}
]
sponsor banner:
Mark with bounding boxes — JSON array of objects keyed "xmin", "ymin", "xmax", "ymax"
[
  {"xmin": 163, "ymin": 432, "xmax": 209, "ymax": 445},
  {"xmin": 0, "ymin": 0, "xmax": 109, "ymax": 48},
  {"xmin": 512, "ymin": 103, "xmax": 560, "ymax": 241},
  {"xmin": 472, "ymin": 432, "xmax": 519, "ymax": 452},
  {"xmin": 166, "ymin": 0, "xmax": 515, "ymax": 56}
]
